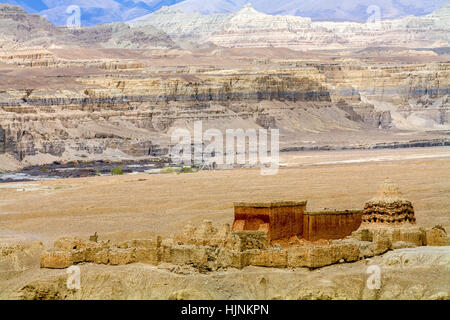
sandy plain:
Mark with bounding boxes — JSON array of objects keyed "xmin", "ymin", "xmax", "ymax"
[{"xmin": 0, "ymin": 147, "xmax": 448, "ymax": 246}]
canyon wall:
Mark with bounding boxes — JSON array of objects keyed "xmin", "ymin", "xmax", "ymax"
[
  {"xmin": 0, "ymin": 56, "xmax": 448, "ymax": 166},
  {"xmin": 0, "ymin": 4, "xmax": 448, "ymax": 168}
]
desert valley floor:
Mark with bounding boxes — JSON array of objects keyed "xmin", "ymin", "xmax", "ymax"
[
  {"xmin": 1, "ymin": 147, "xmax": 449, "ymax": 245},
  {"xmin": 0, "ymin": 2, "xmax": 449, "ymax": 300},
  {"xmin": 0, "ymin": 147, "xmax": 449, "ymax": 300}
]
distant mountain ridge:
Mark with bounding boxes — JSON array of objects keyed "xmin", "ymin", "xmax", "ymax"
[
  {"xmin": 1, "ymin": 0, "xmax": 185, "ymax": 26},
  {"xmin": 0, "ymin": 4, "xmax": 175, "ymax": 49},
  {"xmin": 171, "ymin": 0, "xmax": 450, "ymax": 21},
  {"xmin": 0, "ymin": 0, "xmax": 448, "ymax": 26},
  {"xmin": 1, "ymin": 2, "xmax": 448, "ymax": 51},
  {"xmin": 128, "ymin": 3, "xmax": 450, "ymax": 50}
]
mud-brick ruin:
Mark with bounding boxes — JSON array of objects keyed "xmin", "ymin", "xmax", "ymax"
[
  {"xmin": 363, "ymin": 179, "xmax": 416, "ymax": 225},
  {"xmin": 40, "ymin": 179, "xmax": 448, "ymax": 271},
  {"xmin": 233, "ymin": 201, "xmax": 362, "ymax": 242}
]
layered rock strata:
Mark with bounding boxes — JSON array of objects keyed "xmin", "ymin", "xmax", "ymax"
[
  {"xmin": 131, "ymin": 4, "xmax": 450, "ymax": 50},
  {"xmin": 0, "ymin": 4, "xmax": 175, "ymax": 50},
  {"xmin": 0, "ymin": 3, "xmax": 448, "ymax": 167},
  {"xmin": 1, "ymin": 60, "xmax": 447, "ymax": 167}
]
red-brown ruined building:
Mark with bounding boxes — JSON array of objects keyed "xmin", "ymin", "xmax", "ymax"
[
  {"xmin": 233, "ymin": 201, "xmax": 306, "ymax": 242},
  {"xmin": 232, "ymin": 201, "xmax": 362, "ymax": 242}
]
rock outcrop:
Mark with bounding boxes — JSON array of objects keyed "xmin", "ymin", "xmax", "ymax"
[
  {"xmin": 17, "ymin": 246, "xmax": 450, "ymax": 300},
  {"xmin": 130, "ymin": 4, "xmax": 450, "ymax": 50},
  {"xmin": 1, "ymin": 58, "xmax": 447, "ymax": 167},
  {"xmin": 0, "ymin": 241, "xmax": 43, "ymax": 280},
  {"xmin": 0, "ymin": 4, "xmax": 175, "ymax": 50},
  {"xmin": 0, "ymin": 4, "xmax": 448, "ymax": 169}
]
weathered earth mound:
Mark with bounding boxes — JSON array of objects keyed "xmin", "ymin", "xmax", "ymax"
[{"xmin": 6, "ymin": 246, "xmax": 449, "ymax": 300}]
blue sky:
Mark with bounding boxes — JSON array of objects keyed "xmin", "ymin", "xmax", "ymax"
[
  {"xmin": 1, "ymin": 1, "xmax": 185, "ymax": 25},
  {"xmin": 1, "ymin": 0, "xmax": 448, "ymax": 26}
]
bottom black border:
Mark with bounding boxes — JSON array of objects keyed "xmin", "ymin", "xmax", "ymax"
[{"xmin": 1, "ymin": 300, "xmax": 445, "ymax": 319}]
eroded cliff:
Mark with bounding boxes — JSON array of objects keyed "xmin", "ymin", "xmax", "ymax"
[{"xmin": 0, "ymin": 50, "xmax": 448, "ymax": 168}]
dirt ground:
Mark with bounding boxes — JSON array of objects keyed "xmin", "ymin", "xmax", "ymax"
[{"xmin": 0, "ymin": 147, "xmax": 449, "ymax": 246}]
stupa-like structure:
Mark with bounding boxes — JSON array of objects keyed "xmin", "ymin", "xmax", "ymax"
[
  {"xmin": 39, "ymin": 178, "xmax": 447, "ymax": 272},
  {"xmin": 362, "ymin": 178, "xmax": 416, "ymax": 225}
]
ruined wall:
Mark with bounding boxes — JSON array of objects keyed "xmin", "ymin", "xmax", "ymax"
[
  {"xmin": 39, "ymin": 183, "xmax": 448, "ymax": 272},
  {"xmin": 40, "ymin": 219, "xmax": 448, "ymax": 272},
  {"xmin": 232, "ymin": 202, "xmax": 362, "ymax": 242},
  {"xmin": 303, "ymin": 210, "xmax": 362, "ymax": 242},
  {"xmin": 39, "ymin": 230, "xmax": 361, "ymax": 270},
  {"xmin": 233, "ymin": 201, "xmax": 306, "ymax": 242}
]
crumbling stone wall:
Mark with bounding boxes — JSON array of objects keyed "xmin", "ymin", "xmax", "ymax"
[
  {"xmin": 40, "ymin": 219, "xmax": 447, "ymax": 271},
  {"xmin": 174, "ymin": 220, "xmax": 231, "ymax": 247},
  {"xmin": 39, "ymin": 180, "xmax": 448, "ymax": 272},
  {"xmin": 40, "ymin": 237, "xmax": 162, "ymax": 268}
]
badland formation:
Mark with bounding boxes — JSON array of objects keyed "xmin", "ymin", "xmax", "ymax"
[
  {"xmin": 0, "ymin": 4, "xmax": 448, "ymax": 172},
  {"xmin": 0, "ymin": 3, "xmax": 448, "ymax": 300}
]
